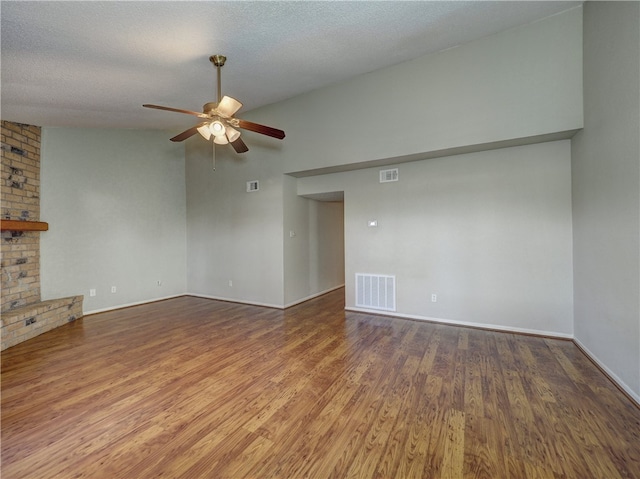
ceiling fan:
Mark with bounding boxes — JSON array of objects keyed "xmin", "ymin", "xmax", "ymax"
[{"xmin": 143, "ymin": 55, "xmax": 285, "ymax": 155}]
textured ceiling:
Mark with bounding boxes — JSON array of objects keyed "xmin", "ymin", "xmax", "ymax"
[{"xmin": 1, "ymin": 1, "xmax": 580, "ymax": 132}]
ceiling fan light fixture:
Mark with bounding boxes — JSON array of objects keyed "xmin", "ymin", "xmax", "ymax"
[
  {"xmin": 213, "ymin": 134, "xmax": 229, "ymax": 145},
  {"xmin": 210, "ymin": 120, "xmax": 226, "ymax": 137},
  {"xmin": 225, "ymin": 125, "xmax": 241, "ymax": 143},
  {"xmin": 197, "ymin": 123, "xmax": 212, "ymax": 140}
]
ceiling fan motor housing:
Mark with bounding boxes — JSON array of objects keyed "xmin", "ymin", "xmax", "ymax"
[{"xmin": 203, "ymin": 102, "xmax": 218, "ymax": 114}]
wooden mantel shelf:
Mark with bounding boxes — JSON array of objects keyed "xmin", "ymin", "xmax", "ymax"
[{"xmin": 1, "ymin": 220, "xmax": 49, "ymax": 232}]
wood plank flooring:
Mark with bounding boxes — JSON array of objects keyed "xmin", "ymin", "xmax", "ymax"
[{"xmin": 2, "ymin": 289, "xmax": 639, "ymax": 478}]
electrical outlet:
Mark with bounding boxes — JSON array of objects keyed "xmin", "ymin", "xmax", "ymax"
[
  {"xmin": 157, "ymin": 280, "xmax": 162, "ymax": 286},
  {"xmin": 111, "ymin": 286, "xmax": 117, "ymax": 293},
  {"xmin": 90, "ymin": 289, "xmax": 96, "ymax": 297},
  {"xmin": 431, "ymin": 293, "xmax": 437, "ymax": 303},
  {"xmin": 229, "ymin": 280, "xmax": 233, "ymax": 287}
]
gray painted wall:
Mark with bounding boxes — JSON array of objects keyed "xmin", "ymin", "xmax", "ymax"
[
  {"xmin": 252, "ymin": 6, "xmax": 583, "ymax": 175},
  {"xmin": 185, "ymin": 139, "xmax": 286, "ymax": 307},
  {"xmin": 185, "ymin": 137, "xmax": 345, "ymax": 308},
  {"xmin": 572, "ymin": 2, "xmax": 640, "ymax": 400},
  {"xmin": 298, "ymin": 141, "xmax": 574, "ymax": 336},
  {"xmin": 40, "ymin": 128, "xmax": 187, "ymax": 312}
]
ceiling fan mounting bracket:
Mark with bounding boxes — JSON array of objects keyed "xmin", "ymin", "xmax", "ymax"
[{"xmin": 210, "ymin": 55, "xmax": 226, "ymax": 67}]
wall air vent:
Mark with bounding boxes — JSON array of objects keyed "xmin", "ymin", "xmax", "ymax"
[
  {"xmin": 355, "ymin": 273, "xmax": 396, "ymax": 311},
  {"xmin": 379, "ymin": 168, "xmax": 398, "ymax": 183},
  {"xmin": 246, "ymin": 180, "xmax": 259, "ymax": 192}
]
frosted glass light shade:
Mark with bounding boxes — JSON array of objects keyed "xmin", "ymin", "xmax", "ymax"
[
  {"xmin": 210, "ymin": 120, "xmax": 226, "ymax": 137},
  {"xmin": 197, "ymin": 123, "xmax": 212, "ymax": 140},
  {"xmin": 213, "ymin": 135, "xmax": 229, "ymax": 145},
  {"xmin": 226, "ymin": 126, "xmax": 241, "ymax": 143}
]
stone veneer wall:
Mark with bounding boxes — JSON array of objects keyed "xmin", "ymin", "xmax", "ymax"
[
  {"xmin": 1, "ymin": 120, "xmax": 83, "ymax": 350},
  {"xmin": 1, "ymin": 121, "xmax": 42, "ymax": 310}
]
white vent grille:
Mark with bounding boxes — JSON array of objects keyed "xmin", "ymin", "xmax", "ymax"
[
  {"xmin": 246, "ymin": 180, "xmax": 259, "ymax": 192},
  {"xmin": 355, "ymin": 274, "xmax": 396, "ymax": 311},
  {"xmin": 379, "ymin": 168, "xmax": 398, "ymax": 183}
]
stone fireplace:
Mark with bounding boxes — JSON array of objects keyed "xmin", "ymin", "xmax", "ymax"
[{"xmin": 1, "ymin": 120, "xmax": 83, "ymax": 351}]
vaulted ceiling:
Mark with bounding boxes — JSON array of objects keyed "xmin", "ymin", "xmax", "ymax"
[{"xmin": 2, "ymin": 1, "xmax": 580, "ymax": 132}]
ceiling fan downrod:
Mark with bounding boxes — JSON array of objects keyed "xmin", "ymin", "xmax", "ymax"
[
  {"xmin": 210, "ymin": 55, "xmax": 226, "ymax": 105},
  {"xmin": 208, "ymin": 54, "xmax": 225, "ymax": 172}
]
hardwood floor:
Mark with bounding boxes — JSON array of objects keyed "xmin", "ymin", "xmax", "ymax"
[{"xmin": 2, "ymin": 289, "xmax": 639, "ymax": 478}]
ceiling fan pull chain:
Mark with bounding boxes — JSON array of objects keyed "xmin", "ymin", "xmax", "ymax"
[{"xmin": 212, "ymin": 139, "xmax": 216, "ymax": 171}]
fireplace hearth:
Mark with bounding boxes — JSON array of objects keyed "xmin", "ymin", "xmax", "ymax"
[{"xmin": 1, "ymin": 121, "xmax": 83, "ymax": 350}]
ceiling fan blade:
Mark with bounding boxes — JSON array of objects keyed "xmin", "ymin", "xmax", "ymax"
[
  {"xmin": 170, "ymin": 124, "xmax": 203, "ymax": 142},
  {"xmin": 143, "ymin": 104, "xmax": 208, "ymax": 119},
  {"xmin": 237, "ymin": 119, "xmax": 285, "ymax": 140},
  {"xmin": 217, "ymin": 96, "xmax": 243, "ymax": 117},
  {"xmin": 230, "ymin": 137, "xmax": 249, "ymax": 154}
]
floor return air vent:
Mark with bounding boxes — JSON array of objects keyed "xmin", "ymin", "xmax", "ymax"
[{"xmin": 355, "ymin": 274, "xmax": 396, "ymax": 311}]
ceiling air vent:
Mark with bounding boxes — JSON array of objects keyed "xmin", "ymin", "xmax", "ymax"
[
  {"xmin": 379, "ymin": 168, "xmax": 398, "ymax": 183},
  {"xmin": 246, "ymin": 180, "xmax": 259, "ymax": 192}
]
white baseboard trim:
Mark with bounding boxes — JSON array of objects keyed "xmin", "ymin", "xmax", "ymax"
[
  {"xmin": 186, "ymin": 293, "xmax": 283, "ymax": 310},
  {"xmin": 344, "ymin": 307, "xmax": 574, "ymax": 339},
  {"xmin": 573, "ymin": 337, "xmax": 640, "ymax": 407},
  {"xmin": 83, "ymin": 286, "xmax": 347, "ymax": 317},
  {"xmin": 284, "ymin": 284, "xmax": 345, "ymax": 309},
  {"xmin": 83, "ymin": 294, "xmax": 185, "ymax": 316}
]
